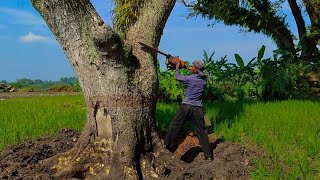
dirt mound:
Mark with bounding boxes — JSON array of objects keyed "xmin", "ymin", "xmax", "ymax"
[
  {"xmin": 168, "ymin": 133, "xmax": 260, "ymax": 179},
  {"xmin": 0, "ymin": 130, "xmax": 262, "ymax": 179}
]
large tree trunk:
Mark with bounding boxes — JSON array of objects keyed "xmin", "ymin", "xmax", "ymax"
[
  {"xmin": 31, "ymin": 0, "xmax": 182, "ymax": 179},
  {"xmin": 288, "ymin": 0, "xmax": 318, "ymax": 59}
]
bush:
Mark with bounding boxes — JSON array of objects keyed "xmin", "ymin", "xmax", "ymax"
[
  {"xmin": 158, "ymin": 67, "xmax": 189, "ymax": 102},
  {"xmin": 157, "ymin": 47, "xmax": 318, "ymax": 102},
  {"xmin": 48, "ymin": 85, "xmax": 75, "ymax": 92},
  {"xmin": 18, "ymin": 87, "xmax": 42, "ymax": 93},
  {"xmin": 260, "ymin": 61, "xmax": 292, "ymax": 100}
]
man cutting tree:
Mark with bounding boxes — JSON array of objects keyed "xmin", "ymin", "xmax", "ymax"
[
  {"xmin": 138, "ymin": 43, "xmax": 213, "ymax": 160},
  {"xmin": 164, "ymin": 57, "xmax": 213, "ymax": 161}
]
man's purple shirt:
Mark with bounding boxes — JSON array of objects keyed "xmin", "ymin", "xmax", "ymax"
[{"xmin": 175, "ymin": 68, "xmax": 207, "ymax": 107}]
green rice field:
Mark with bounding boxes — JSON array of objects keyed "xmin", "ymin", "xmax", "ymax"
[
  {"xmin": 0, "ymin": 95, "xmax": 319, "ymax": 179},
  {"xmin": 0, "ymin": 95, "xmax": 86, "ymax": 148}
]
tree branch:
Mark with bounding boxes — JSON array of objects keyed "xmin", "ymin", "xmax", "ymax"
[
  {"xmin": 125, "ymin": 0, "xmax": 176, "ymax": 69},
  {"xmin": 288, "ymin": 0, "xmax": 318, "ymax": 57},
  {"xmin": 126, "ymin": 0, "xmax": 176, "ymax": 46},
  {"xmin": 288, "ymin": 0, "xmax": 307, "ymax": 39},
  {"xmin": 181, "ymin": 0, "xmax": 199, "ymax": 8},
  {"xmin": 303, "ymin": 0, "xmax": 320, "ymax": 25},
  {"xmin": 31, "ymin": 0, "xmax": 123, "ymax": 65},
  {"xmin": 181, "ymin": 0, "xmax": 211, "ymax": 15},
  {"xmin": 303, "ymin": 0, "xmax": 320, "ymax": 44},
  {"xmin": 181, "ymin": 0, "xmax": 295, "ymax": 52}
]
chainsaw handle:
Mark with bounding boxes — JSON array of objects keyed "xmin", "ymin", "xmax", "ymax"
[{"xmin": 165, "ymin": 56, "xmax": 189, "ymax": 70}]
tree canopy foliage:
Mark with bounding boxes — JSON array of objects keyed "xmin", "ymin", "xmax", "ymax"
[{"xmin": 182, "ymin": 0, "xmax": 320, "ymax": 62}]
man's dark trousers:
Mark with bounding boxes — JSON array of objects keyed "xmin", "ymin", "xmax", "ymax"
[{"xmin": 165, "ymin": 103, "xmax": 212, "ymax": 158}]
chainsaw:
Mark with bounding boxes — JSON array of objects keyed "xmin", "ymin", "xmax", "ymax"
[{"xmin": 138, "ymin": 42, "xmax": 188, "ymax": 70}]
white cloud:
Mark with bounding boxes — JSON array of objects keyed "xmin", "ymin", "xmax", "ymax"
[
  {"xmin": 20, "ymin": 32, "xmax": 56, "ymax": 44},
  {"xmin": 0, "ymin": 7, "xmax": 45, "ymax": 26}
]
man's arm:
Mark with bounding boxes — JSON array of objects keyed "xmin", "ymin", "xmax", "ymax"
[{"xmin": 175, "ymin": 63, "xmax": 191, "ymax": 84}]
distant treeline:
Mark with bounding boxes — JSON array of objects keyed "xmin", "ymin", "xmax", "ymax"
[{"xmin": 0, "ymin": 77, "xmax": 81, "ymax": 92}]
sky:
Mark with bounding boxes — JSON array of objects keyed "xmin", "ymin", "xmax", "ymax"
[{"xmin": 0, "ymin": 0, "xmax": 299, "ymax": 82}]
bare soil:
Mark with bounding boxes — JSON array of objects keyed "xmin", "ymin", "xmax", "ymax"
[{"xmin": 0, "ymin": 129, "xmax": 264, "ymax": 179}]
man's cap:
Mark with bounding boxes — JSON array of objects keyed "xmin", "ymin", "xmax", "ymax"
[{"xmin": 193, "ymin": 60, "xmax": 205, "ymax": 76}]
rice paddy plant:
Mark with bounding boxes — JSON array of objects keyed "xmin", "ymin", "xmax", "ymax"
[
  {"xmin": 205, "ymin": 100, "xmax": 320, "ymax": 179},
  {"xmin": 156, "ymin": 102, "xmax": 179, "ymax": 131},
  {"xmin": 0, "ymin": 95, "xmax": 86, "ymax": 149}
]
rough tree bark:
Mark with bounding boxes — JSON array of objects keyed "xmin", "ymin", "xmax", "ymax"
[
  {"xmin": 288, "ymin": 0, "xmax": 317, "ymax": 59},
  {"xmin": 303, "ymin": 0, "xmax": 320, "ymax": 60},
  {"xmin": 31, "ymin": 0, "xmax": 184, "ymax": 179}
]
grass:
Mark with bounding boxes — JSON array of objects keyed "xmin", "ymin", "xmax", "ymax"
[
  {"xmin": 0, "ymin": 96, "xmax": 320, "ymax": 179},
  {"xmin": 204, "ymin": 100, "xmax": 320, "ymax": 179},
  {"xmin": 157, "ymin": 100, "xmax": 320, "ymax": 179},
  {"xmin": 0, "ymin": 95, "xmax": 86, "ymax": 149},
  {"xmin": 155, "ymin": 102, "xmax": 179, "ymax": 130}
]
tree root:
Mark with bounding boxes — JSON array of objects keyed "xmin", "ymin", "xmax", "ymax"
[
  {"xmin": 38, "ymin": 137, "xmax": 187, "ymax": 179},
  {"xmin": 40, "ymin": 139, "xmax": 113, "ymax": 179},
  {"xmin": 137, "ymin": 143, "xmax": 188, "ymax": 179}
]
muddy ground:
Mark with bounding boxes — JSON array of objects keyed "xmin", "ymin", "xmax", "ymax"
[{"xmin": 0, "ymin": 129, "xmax": 266, "ymax": 179}]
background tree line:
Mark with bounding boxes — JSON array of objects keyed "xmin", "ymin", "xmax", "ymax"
[
  {"xmin": 0, "ymin": 77, "xmax": 81, "ymax": 92},
  {"xmin": 2, "ymin": 45, "xmax": 319, "ymax": 100},
  {"xmin": 158, "ymin": 46, "xmax": 320, "ymax": 102}
]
